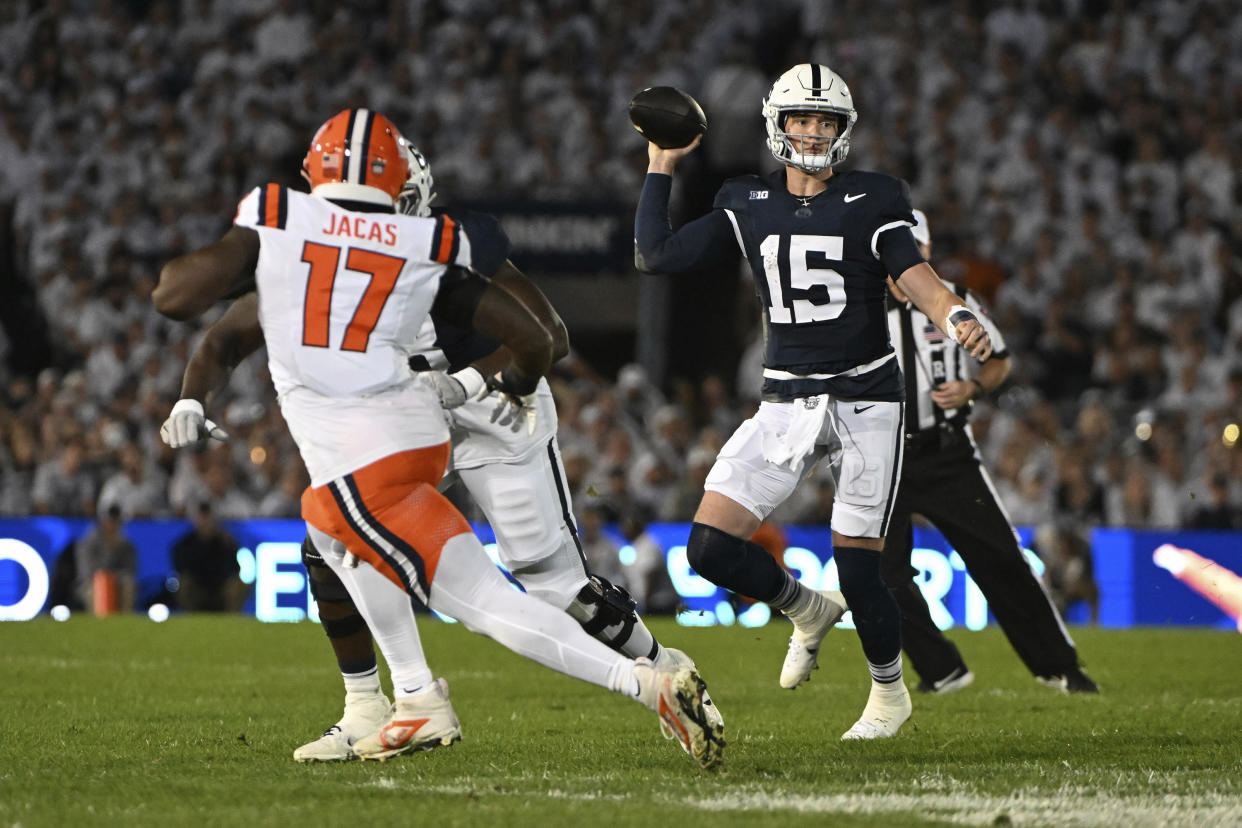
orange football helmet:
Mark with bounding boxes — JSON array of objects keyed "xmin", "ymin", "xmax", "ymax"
[{"xmin": 302, "ymin": 108, "xmax": 411, "ymax": 205}]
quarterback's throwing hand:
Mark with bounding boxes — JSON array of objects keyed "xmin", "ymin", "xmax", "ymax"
[
  {"xmin": 646, "ymin": 134, "xmax": 702, "ymax": 174},
  {"xmin": 160, "ymin": 399, "xmax": 229, "ymax": 449}
]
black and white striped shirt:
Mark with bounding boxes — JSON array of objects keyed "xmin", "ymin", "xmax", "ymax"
[{"xmin": 887, "ymin": 284, "xmax": 1008, "ymax": 435}]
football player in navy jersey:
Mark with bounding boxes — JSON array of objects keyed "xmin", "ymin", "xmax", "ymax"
[{"xmin": 635, "ymin": 63, "xmax": 992, "ymax": 740}]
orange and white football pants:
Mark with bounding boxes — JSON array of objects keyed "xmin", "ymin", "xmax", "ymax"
[{"xmin": 302, "ymin": 444, "xmax": 634, "ymax": 693}]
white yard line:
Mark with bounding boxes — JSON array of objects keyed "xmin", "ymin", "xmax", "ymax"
[{"xmin": 681, "ymin": 789, "xmax": 1242, "ymax": 827}]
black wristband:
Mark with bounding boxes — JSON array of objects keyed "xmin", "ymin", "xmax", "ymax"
[
  {"xmin": 970, "ymin": 378, "xmax": 985, "ymax": 399},
  {"xmin": 490, "ymin": 366, "xmax": 539, "ymax": 397}
]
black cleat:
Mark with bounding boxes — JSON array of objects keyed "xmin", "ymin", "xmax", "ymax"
[
  {"xmin": 1038, "ymin": 667, "xmax": 1099, "ymax": 694},
  {"xmin": 916, "ymin": 665, "xmax": 975, "ymax": 694},
  {"xmin": 1065, "ymin": 667, "xmax": 1099, "ymax": 693}
]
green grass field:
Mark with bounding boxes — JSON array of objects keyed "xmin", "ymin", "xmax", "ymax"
[{"xmin": 2, "ymin": 615, "xmax": 1240, "ymax": 827}]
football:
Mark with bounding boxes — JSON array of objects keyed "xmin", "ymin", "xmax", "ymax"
[{"xmin": 628, "ymin": 86, "xmax": 707, "ymax": 149}]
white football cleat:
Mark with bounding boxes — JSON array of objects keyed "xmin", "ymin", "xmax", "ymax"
[
  {"xmin": 634, "ymin": 657, "xmax": 725, "ymax": 769},
  {"xmin": 779, "ymin": 589, "xmax": 847, "ymax": 689},
  {"xmin": 352, "ymin": 678, "xmax": 462, "ymax": 761},
  {"xmin": 841, "ymin": 681, "xmax": 912, "ymax": 741},
  {"xmin": 293, "ymin": 691, "xmax": 390, "ymax": 763},
  {"xmin": 656, "ymin": 648, "xmax": 725, "ymax": 735}
]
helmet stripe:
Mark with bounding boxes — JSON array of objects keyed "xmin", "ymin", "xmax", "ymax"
[
  {"xmin": 345, "ymin": 108, "xmax": 370, "ymax": 185},
  {"xmin": 811, "ymin": 64, "xmax": 822, "ymax": 95},
  {"xmin": 340, "ymin": 108, "xmax": 359, "ymax": 175},
  {"xmin": 358, "ymin": 110, "xmax": 376, "ymax": 186}
]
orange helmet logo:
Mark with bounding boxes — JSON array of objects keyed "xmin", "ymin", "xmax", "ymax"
[{"xmin": 302, "ymin": 108, "xmax": 411, "ymax": 203}]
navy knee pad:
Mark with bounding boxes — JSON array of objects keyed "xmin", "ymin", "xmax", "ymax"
[
  {"xmin": 301, "ymin": 534, "xmax": 367, "ymax": 639},
  {"xmin": 301, "ymin": 535, "xmax": 353, "ymax": 605},
  {"xmin": 687, "ymin": 522, "xmax": 786, "ymax": 602}
]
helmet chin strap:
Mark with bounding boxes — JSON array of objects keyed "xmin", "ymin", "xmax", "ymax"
[{"xmin": 782, "ymin": 135, "xmax": 837, "ymax": 174}]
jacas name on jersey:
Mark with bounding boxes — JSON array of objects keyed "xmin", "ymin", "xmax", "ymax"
[{"xmin": 322, "ymin": 212, "xmax": 399, "ymax": 246}]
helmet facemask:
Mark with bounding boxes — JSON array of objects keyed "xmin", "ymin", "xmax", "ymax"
[
  {"xmin": 762, "ymin": 64, "xmax": 857, "ymax": 174},
  {"xmin": 398, "ymin": 141, "xmax": 436, "ymax": 217}
]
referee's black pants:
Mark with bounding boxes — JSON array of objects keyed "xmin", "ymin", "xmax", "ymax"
[{"xmin": 881, "ymin": 426, "xmax": 1079, "ymax": 683}]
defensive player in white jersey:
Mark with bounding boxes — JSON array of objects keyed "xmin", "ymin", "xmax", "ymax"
[
  {"xmin": 152, "ymin": 108, "xmax": 724, "ymax": 769},
  {"xmin": 163, "ymin": 144, "xmax": 720, "ymax": 762}
]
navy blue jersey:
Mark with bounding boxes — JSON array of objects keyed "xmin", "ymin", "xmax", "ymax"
[
  {"xmin": 636, "ymin": 169, "xmax": 922, "ymax": 401},
  {"xmin": 410, "ymin": 206, "xmax": 509, "ymax": 373}
]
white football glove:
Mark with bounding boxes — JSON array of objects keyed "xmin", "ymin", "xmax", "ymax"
[
  {"xmin": 417, "ymin": 367, "xmax": 486, "ymax": 410},
  {"xmin": 159, "ymin": 399, "xmax": 228, "ymax": 448}
]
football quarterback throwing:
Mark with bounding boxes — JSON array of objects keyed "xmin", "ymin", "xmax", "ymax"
[{"xmin": 635, "ymin": 63, "xmax": 991, "ymax": 741}]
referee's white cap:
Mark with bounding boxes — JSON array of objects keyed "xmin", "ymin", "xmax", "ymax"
[{"xmin": 911, "ymin": 209, "xmax": 931, "ymax": 246}]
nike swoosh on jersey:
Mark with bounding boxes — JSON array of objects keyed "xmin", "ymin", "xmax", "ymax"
[
  {"xmin": 843, "ymin": 193, "xmax": 867, "ymax": 202},
  {"xmin": 853, "ymin": 404, "xmax": 876, "ymax": 414}
]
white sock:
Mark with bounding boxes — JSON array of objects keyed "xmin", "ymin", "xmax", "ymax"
[
  {"xmin": 328, "ymin": 550, "xmax": 435, "ymax": 699},
  {"xmin": 868, "ymin": 653, "xmax": 903, "ymax": 686},
  {"xmin": 782, "ymin": 584, "xmax": 826, "ymax": 626},
  {"xmin": 870, "ymin": 679, "xmax": 908, "ymax": 703},
  {"xmin": 342, "ymin": 667, "xmax": 381, "ymax": 700},
  {"xmin": 609, "ymin": 659, "xmax": 641, "ymax": 699}
]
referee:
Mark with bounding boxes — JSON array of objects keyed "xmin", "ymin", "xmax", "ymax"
[{"xmin": 883, "ymin": 210, "xmax": 1098, "ymax": 694}]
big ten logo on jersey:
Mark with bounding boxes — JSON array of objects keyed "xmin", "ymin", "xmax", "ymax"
[
  {"xmin": 322, "ymin": 212, "xmax": 399, "ymax": 247},
  {"xmin": 750, "ymin": 190, "xmax": 769, "ymax": 200}
]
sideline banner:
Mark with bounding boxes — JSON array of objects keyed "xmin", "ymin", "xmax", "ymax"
[
  {"xmin": 461, "ymin": 200, "xmax": 630, "ymax": 272},
  {"xmin": 1, "ymin": 517, "xmax": 1238, "ymax": 630}
]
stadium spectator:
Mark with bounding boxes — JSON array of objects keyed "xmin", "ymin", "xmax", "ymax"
[
  {"xmin": 1034, "ymin": 522, "xmax": 1100, "ymax": 625},
  {"xmin": 96, "ymin": 439, "xmax": 168, "ymax": 518},
  {"xmin": 0, "ymin": 0, "xmax": 1238, "ymax": 543},
  {"xmin": 1188, "ymin": 472, "xmax": 1242, "ymax": 531},
  {"xmin": 170, "ymin": 500, "xmax": 247, "ymax": 613},
  {"xmin": 619, "ymin": 505, "xmax": 678, "ymax": 615},
  {"xmin": 75, "ymin": 503, "xmax": 137, "ymax": 615},
  {"xmin": 579, "ymin": 501, "xmax": 625, "ymax": 588},
  {"xmin": 31, "ymin": 435, "xmax": 94, "ymax": 516}
]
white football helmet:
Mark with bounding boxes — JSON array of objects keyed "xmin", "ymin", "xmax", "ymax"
[
  {"xmin": 762, "ymin": 63, "xmax": 857, "ymax": 173},
  {"xmin": 398, "ymin": 141, "xmax": 436, "ymax": 217}
]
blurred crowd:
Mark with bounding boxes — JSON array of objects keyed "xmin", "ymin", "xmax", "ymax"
[{"xmin": 0, "ymin": 0, "xmax": 1240, "ymax": 575}]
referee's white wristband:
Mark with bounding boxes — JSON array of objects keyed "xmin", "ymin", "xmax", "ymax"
[
  {"xmin": 944, "ymin": 304, "xmax": 977, "ymax": 344},
  {"xmin": 450, "ymin": 366, "xmax": 487, "ymax": 400}
]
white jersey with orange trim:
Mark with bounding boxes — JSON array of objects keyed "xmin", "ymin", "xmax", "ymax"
[{"xmin": 234, "ymin": 184, "xmax": 504, "ymax": 486}]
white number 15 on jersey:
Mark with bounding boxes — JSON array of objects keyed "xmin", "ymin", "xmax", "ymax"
[{"xmin": 759, "ymin": 234, "xmax": 846, "ymax": 324}]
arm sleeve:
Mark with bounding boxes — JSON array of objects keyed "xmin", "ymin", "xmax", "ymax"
[
  {"xmin": 878, "ymin": 225, "xmax": 925, "ymax": 280},
  {"xmin": 634, "ymin": 173, "xmax": 737, "ymax": 273},
  {"xmin": 428, "ymin": 211, "xmax": 509, "ymax": 278},
  {"xmin": 870, "ymin": 177, "xmax": 920, "ymax": 271},
  {"xmin": 431, "ymin": 266, "xmax": 491, "ymax": 329},
  {"xmin": 440, "ymin": 208, "xmax": 511, "ymax": 277}
]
